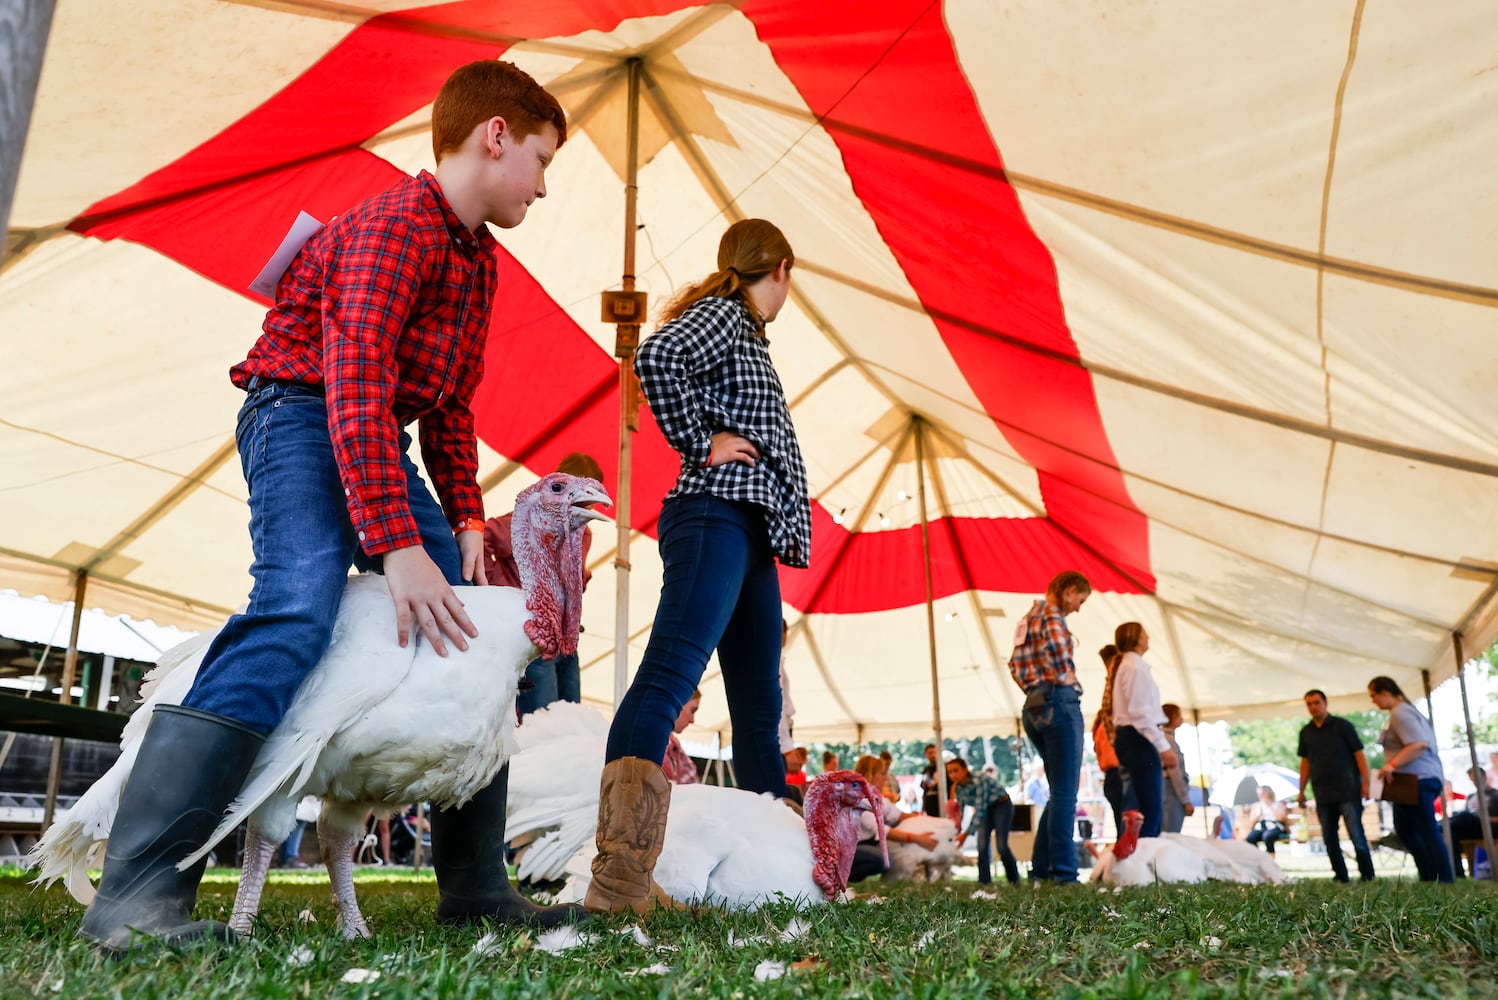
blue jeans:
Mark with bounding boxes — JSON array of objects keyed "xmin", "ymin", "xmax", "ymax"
[
  {"xmin": 976, "ymin": 797, "xmax": 1021, "ymax": 884},
  {"xmin": 1316, "ymin": 798, "xmax": 1374, "ymax": 881},
  {"xmin": 280, "ymin": 820, "xmax": 307, "ymax": 864},
  {"xmin": 1161, "ymin": 781, "xmax": 1187, "ymax": 834},
  {"xmin": 1392, "ymin": 776, "xmax": 1454, "ymax": 882},
  {"xmin": 1103, "ymin": 767, "xmax": 1137, "ymax": 836},
  {"xmin": 605, "ymin": 494, "xmax": 786, "ymax": 795},
  {"xmin": 1114, "ymin": 726, "xmax": 1164, "ymax": 839},
  {"xmin": 183, "ymin": 382, "xmax": 462, "ymax": 731},
  {"xmin": 516, "ymin": 652, "xmax": 581, "ymax": 716},
  {"xmin": 1021, "ymin": 682, "xmax": 1083, "ymax": 883}
]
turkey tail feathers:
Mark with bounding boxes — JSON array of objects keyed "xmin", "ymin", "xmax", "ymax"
[{"xmin": 25, "ymin": 630, "xmax": 216, "ymax": 905}]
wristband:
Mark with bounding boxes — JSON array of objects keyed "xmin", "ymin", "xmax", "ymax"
[{"xmin": 454, "ymin": 517, "xmax": 485, "ymax": 533}]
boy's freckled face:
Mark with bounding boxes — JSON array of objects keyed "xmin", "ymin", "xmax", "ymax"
[{"xmin": 489, "ymin": 124, "xmax": 559, "ymax": 229}]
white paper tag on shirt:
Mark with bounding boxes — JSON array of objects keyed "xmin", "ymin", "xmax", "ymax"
[{"xmin": 249, "ymin": 211, "xmax": 324, "ymax": 298}]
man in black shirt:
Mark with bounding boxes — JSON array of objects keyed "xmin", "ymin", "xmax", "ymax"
[{"xmin": 1296, "ymin": 689, "xmax": 1374, "ymax": 882}]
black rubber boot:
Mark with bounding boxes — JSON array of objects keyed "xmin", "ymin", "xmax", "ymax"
[
  {"xmin": 80, "ymin": 705, "xmax": 265, "ymax": 954},
  {"xmin": 432, "ymin": 765, "xmax": 588, "ymax": 928}
]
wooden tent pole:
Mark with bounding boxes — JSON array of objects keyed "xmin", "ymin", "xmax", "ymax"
[
  {"xmin": 1452, "ymin": 634, "xmax": 1497, "ymax": 881},
  {"xmin": 914, "ymin": 418, "xmax": 947, "ymax": 807},
  {"xmin": 611, "ymin": 58, "xmax": 644, "ymax": 708},
  {"xmin": 43, "ymin": 568, "xmax": 87, "ymax": 828}
]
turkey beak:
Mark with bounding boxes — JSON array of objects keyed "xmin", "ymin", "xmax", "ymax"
[{"xmin": 570, "ymin": 484, "xmax": 613, "ymax": 522}]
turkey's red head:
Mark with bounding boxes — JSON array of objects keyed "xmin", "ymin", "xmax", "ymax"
[
  {"xmin": 512, "ymin": 473, "xmax": 610, "ymax": 659},
  {"xmin": 804, "ymin": 769, "xmax": 886, "ymax": 900}
]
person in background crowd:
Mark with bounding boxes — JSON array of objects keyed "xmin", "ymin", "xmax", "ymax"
[
  {"xmin": 1296, "ymin": 688, "xmax": 1374, "ymax": 882},
  {"xmin": 1009, "ymin": 571, "xmax": 1090, "ymax": 884},
  {"xmin": 947, "ymin": 757, "xmax": 1020, "ymax": 885},
  {"xmin": 921, "ymin": 744, "xmax": 942, "ymax": 817},
  {"xmin": 822, "ymin": 750, "xmax": 840, "ymax": 774},
  {"xmin": 783, "ymin": 746, "xmax": 809, "ymax": 799},
  {"xmin": 1450, "ymin": 767, "xmax": 1498, "ymax": 878},
  {"xmin": 662, "ymin": 688, "xmax": 702, "ymax": 785},
  {"xmin": 1093, "ymin": 644, "xmax": 1135, "ymax": 837},
  {"xmin": 1244, "ymin": 785, "xmax": 1289, "ymax": 855},
  {"xmin": 1160, "ymin": 703, "xmax": 1194, "ymax": 835},
  {"xmin": 1369, "ymin": 675, "xmax": 1452, "ymax": 882},
  {"xmin": 776, "ymin": 619, "xmax": 795, "ymax": 756},
  {"xmin": 879, "ymin": 750, "xmax": 901, "ymax": 803}
]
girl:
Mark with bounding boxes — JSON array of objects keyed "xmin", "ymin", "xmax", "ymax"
[
  {"xmin": 1109, "ymin": 622, "xmax": 1176, "ymax": 853},
  {"xmin": 1369, "ymin": 675, "xmax": 1453, "ymax": 882},
  {"xmin": 586, "ymin": 219, "xmax": 811, "ymax": 914}
]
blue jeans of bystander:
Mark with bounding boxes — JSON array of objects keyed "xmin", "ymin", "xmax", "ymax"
[
  {"xmin": 516, "ymin": 652, "xmax": 582, "ymax": 716},
  {"xmin": 1316, "ymin": 798, "xmax": 1375, "ymax": 882},
  {"xmin": 1392, "ymin": 776, "xmax": 1454, "ymax": 883},
  {"xmin": 1021, "ymin": 682, "xmax": 1084, "ymax": 883},
  {"xmin": 976, "ymin": 796, "xmax": 1021, "ymax": 884}
]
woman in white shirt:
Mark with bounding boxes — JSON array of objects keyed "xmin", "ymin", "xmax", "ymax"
[{"xmin": 1108, "ymin": 622, "xmax": 1178, "ymax": 843}]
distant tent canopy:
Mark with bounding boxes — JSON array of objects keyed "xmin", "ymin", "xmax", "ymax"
[{"xmin": 3, "ymin": 0, "xmax": 1497, "ymax": 744}]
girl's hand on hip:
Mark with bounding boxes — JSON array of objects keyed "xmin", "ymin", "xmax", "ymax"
[{"xmin": 706, "ymin": 432, "xmax": 759, "ymax": 467}]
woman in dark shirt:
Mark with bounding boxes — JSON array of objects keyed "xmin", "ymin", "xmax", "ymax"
[{"xmin": 585, "ymin": 219, "xmax": 811, "ymax": 915}]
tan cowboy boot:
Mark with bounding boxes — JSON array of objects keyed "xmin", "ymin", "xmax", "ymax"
[{"xmin": 584, "ymin": 757, "xmax": 685, "ymax": 914}]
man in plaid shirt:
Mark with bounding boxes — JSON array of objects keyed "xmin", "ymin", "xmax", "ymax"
[
  {"xmin": 80, "ymin": 61, "xmax": 578, "ymax": 954},
  {"xmin": 1009, "ymin": 570, "xmax": 1091, "ymax": 884}
]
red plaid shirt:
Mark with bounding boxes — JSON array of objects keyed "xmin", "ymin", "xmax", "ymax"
[
  {"xmin": 232, "ymin": 171, "xmax": 496, "ymax": 555},
  {"xmin": 1009, "ymin": 599, "xmax": 1081, "ymax": 692}
]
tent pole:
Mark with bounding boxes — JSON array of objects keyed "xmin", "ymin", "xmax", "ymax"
[
  {"xmin": 914, "ymin": 418, "xmax": 947, "ymax": 808},
  {"xmin": 0, "ymin": 0, "xmax": 57, "ymax": 263},
  {"xmin": 611, "ymin": 58, "xmax": 644, "ymax": 708},
  {"xmin": 1452, "ymin": 634, "xmax": 1497, "ymax": 881},
  {"xmin": 1420, "ymin": 668, "xmax": 1457, "ymax": 872},
  {"xmin": 43, "ymin": 568, "xmax": 87, "ymax": 829}
]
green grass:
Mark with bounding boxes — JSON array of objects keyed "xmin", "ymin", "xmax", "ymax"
[{"xmin": 0, "ymin": 865, "xmax": 1495, "ymax": 999}]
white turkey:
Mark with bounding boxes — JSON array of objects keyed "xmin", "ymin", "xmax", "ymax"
[
  {"xmin": 1089, "ymin": 833, "xmax": 1291, "ymax": 886},
  {"xmin": 29, "ymin": 472, "xmax": 609, "ymax": 943},
  {"xmin": 879, "ymin": 812, "xmax": 960, "ymax": 883},
  {"xmin": 506, "ymin": 702, "xmax": 887, "ymax": 908}
]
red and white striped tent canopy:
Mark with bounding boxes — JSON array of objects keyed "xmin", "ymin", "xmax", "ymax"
[{"xmin": 5, "ymin": 1, "xmax": 1497, "ymax": 743}]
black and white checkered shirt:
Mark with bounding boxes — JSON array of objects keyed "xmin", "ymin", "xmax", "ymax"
[{"xmin": 635, "ymin": 296, "xmax": 811, "ymax": 568}]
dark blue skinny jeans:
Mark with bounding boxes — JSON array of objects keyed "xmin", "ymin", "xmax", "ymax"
[
  {"xmin": 605, "ymin": 494, "xmax": 786, "ymax": 796},
  {"xmin": 1392, "ymin": 776, "xmax": 1454, "ymax": 883},
  {"xmin": 976, "ymin": 796, "xmax": 1021, "ymax": 885},
  {"xmin": 1021, "ymin": 682, "xmax": 1083, "ymax": 883},
  {"xmin": 183, "ymin": 382, "xmax": 462, "ymax": 731},
  {"xmin": 1113, "ymin": 725, "xmax": 1165, "ymax": 839}
]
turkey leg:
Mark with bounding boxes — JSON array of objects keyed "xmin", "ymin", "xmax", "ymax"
[{"xmin": 228, "ymin": 826, "xmax": 278, "ymax": 935}]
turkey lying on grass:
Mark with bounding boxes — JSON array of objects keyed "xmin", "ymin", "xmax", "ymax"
[
  {"xmin": 1090, "ymin": 832, "xmax": 1292, "ymax": 886},
  {"xmin": 29, "ymin": 472, "xmax": 609, "ymax": 940},
  {"xmin": 507, "ymin": 702, "xmax": 887, "ymax": 908}
]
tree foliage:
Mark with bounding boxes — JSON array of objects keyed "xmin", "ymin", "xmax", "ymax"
[{"xmin": 1227, "ymin": 710, "xmax": 1387, "ymax": 771}]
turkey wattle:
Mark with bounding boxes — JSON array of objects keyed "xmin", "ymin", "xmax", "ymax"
[{"xmin": 28, "ymin": 473, "xmax": 609, "ymax": 939}]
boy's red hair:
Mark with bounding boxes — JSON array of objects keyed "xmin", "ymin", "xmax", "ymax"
[{"xmin": 432, "ymin": 60, "xmax": 567, "ymax": 161}]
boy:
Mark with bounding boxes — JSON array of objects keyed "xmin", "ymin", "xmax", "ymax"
[{"xmin": 80, "ymin": 60, "xmax": 575, "ymax": 952}]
